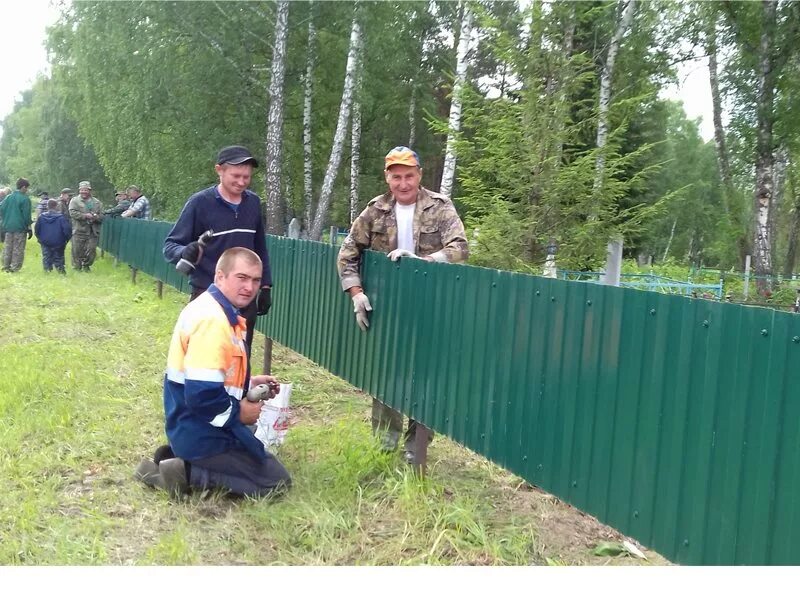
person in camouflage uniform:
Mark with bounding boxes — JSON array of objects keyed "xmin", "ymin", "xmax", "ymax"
[
  {"xmin": 103, "ymin": 190, "xmax": 132, "ymax": 218},
  {"xmin": 68, "ymin": 180, "xmax": 104, "ymax": 271},
  {"xmin": 336, "ymin": 146, "xmax": 469, "ymax": 463},
  {"xmin": 57, "ymin": 188, "xmax": 72, "ymax": 216}
]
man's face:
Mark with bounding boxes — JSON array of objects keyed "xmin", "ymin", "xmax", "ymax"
[
  {"xmin": 79, "ymin": 188, "xmax": 90, "ymax": 199},
  {"xmin": 60, "ymin": 193, "xmax": 69, "ymax": 201},
  {"xmin": 215, "ymin": 257, "xmax": 262, "ymax": 309},
  {"xmin": 215, "ymin": 163, "xmax": 253, "ymax": 198},
  {"xmin": 127, "ymin": 189, "xmax": 140, "ymax": 200},
  {"xmin": 385, "ymin": 164, "xmax": 421, "ymax": 205}
]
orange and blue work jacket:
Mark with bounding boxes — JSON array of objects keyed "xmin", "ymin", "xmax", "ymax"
[{"xmin": 163, "ymin": 284, "xmax": 265, "ymax": 461}]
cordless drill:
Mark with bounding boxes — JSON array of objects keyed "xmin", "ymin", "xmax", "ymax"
[{"xmin": 245, "ymin": 382, "xmax": 281, "ymax": 402}]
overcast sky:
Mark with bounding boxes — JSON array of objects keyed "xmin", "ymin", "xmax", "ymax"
[
  {"xmin": 0, "ymin": 1, "xmax": 60, "ymax": 121},
  {"xmin": 0, "ymin": 0, "xmax": 715, "ymax": 142}
]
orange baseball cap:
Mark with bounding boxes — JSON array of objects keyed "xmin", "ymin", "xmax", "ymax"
[{"xmin": 384, "ymin": 146, "xmax": 420, "ymax": 169}]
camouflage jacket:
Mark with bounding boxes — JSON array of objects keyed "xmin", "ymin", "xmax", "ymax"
[
  {"xmin": 337, "ymin": 187, "xmax": 468, "ymax": 291},
  {"xmin": 69, "ymin": 195, "xmax": 104, "ymax": 237}
]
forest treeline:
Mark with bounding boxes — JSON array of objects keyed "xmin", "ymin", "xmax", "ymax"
[{"xmin": 1, "ymin": 1, "xmax": 799, "ymax": 290}]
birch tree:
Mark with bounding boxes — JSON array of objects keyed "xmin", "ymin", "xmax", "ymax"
[
  {"xmin": 350, "ymin": 70, "xmax": 362, "ymax": 225},
  {"xmin": 783, "ymin": 157, "xmax": 800, "ymax": 278},
  {"xmin": 591, "ymin": 0, "xmax": 636, "ymax": 214},
  {"xmin": 309, "ymin": 6, "xmax": 363, "ymax": 241},
  {"xmin": 749, "ymin": 0, "xmax": 778, "ymax": 291},
  {"xmin": 264, "ymin": 0, "xmax": 290, "ymax": 235},
  {"xmin": 302, "ymin": 1, "xmax": 316, "ymax": 232},
  {"xmin": 706, "ymin": 10, "xmax": 752, "ymax": 267},
  {"xmin": 439, "ymin": 1, "xmax": 473, "ymax": 199}
]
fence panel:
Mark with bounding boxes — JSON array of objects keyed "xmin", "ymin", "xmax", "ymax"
[{"xmin": 100, "ymin": 219, "xmax": 800, "ymax": 565}]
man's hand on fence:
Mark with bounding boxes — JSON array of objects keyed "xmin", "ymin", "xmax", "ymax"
[
  {"xmin": 352, "ymin": 292, "xmax": 372, "ymax": 332},
  {"xmin": 387, "ymin": 249, "xmax": 419, "ymax": 262}
]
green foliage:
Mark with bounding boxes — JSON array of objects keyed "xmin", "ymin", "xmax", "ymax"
[{"xmin": 5, "ymin": 0, "xmax": 797, "ymax": 277}]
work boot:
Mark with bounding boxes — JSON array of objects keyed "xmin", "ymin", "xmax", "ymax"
[
  {"xmin": 134, "ymin": 458, "xmax": 165, "ymax": 489},
  {"xmin": 159, "ymin": 458, "xmax": 189, "ymax": 498},
  {"xmin": 153, "ymin": 444, "xmax": 175, "ymax": 465}
]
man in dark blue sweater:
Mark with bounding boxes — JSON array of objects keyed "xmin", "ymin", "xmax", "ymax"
[
  {"xmin": 163, "ymin": 145, "xmax": 273, "ymax": 362},
  {"xmin": 34, "ymin": 199, "xmax": 72, "ymax": 274}
]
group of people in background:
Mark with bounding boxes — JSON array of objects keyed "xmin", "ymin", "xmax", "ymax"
[{"xmin": 0, "ymin": 179, "xmax": 151, "ymax": 274}]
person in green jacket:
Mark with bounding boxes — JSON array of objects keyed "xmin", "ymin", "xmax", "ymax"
[
  {"xmin": 0, "ymin": 186, "xmax": 11, "ymax": 244},
  {"xmin": 1, "ymin": 178, "xmax": 33, "ymax": 272}
]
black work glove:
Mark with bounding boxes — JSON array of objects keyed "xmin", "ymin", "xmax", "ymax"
[
  {"xmin": 181, "ymin": 241, "xmax": 200, "ymax": 263},
  {"xmin": 256, "ymin": 287, "xmax": 272, "ymax": 316},
  {"xmin": 26, "ymin": 229, "xmax": 32, "ymax": 240}
]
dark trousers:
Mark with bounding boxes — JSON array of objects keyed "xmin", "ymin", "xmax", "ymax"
[
  {"xmin": 188, "ymin": 448, "xmax": 291, "ymax": 497},
  {"xmin": 41, "ymin": 244, "xmax": 66, "ymax": 272},
  {"xmin": 191, "ymin": 286, "xmax": 257, "ymax": 364}
]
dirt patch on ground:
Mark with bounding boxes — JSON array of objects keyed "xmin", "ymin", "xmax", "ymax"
[
  {"xmin": 429, "ymin": 441, "xmax": 670, "ymax": 565},
  {"xmin": 512, "ymin": 484, "xmax": 670, "ymax": 565}
]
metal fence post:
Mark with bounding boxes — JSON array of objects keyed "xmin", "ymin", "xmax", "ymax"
[
  {"xmin": 601, "ymin": 238, "xmax": 622, "ymax": 286},
  {"xmin": 744, "ymin": 255, "xmax": 751, "ymax": 300}
]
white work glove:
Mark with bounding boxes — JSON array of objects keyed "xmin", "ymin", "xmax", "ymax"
[
  {"xmin": 352, "ymin": 292, "xmax": 373, "ymax": 332},
  {"xmin": 387, "ymin": 249, "xmax": 419, "ymax": 261}
]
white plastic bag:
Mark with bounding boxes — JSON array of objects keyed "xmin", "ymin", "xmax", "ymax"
[{"xmin": 254, "ymin": 383, "xmax": 293, "ymax": 450}]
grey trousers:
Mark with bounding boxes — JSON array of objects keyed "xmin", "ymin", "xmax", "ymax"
[{"xmin": 2, "ymin": 232, "xmax": 27, "ymax": 271}]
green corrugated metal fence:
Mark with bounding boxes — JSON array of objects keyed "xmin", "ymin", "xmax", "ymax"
[{"xmin": 100, "ymin": 218, "xmax": 800, "ymax": 565}]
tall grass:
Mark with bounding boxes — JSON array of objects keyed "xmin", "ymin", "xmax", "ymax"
[{"xmin": 0, "ymin": 241, "xmax": 659, "ymax": 565}]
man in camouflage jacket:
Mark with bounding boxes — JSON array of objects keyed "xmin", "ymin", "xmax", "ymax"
[
  {"xmin": 336, "ymin": 146, "xmax": 468, "ymax": 463},
  {"xmin": 68, "ymin": 180, "xmax": 104, "ymax": 271}
]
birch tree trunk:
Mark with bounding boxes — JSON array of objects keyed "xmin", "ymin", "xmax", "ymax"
[
  {"xmin": 783, "ymin": 159, "xmax": 800, "ymax": 279},
  {"xmin": 770, "ymin": 146, "xmax": 787, "ymax": 272},
  {"xmin": 591, "ymin": 0, "xmax": 636, "ymax": 215},
  {"xmin": 662, "ymin": 217, "xmax": 677, "ymax": 262},
  {"xmin": 264, "ymin": 0, "xmax": 290, "ymax": 235},
  {"xmin": 408, "ymin": 85, "xmax": 417, "ymax": 149},
  {"xmin": 708, "ymin": 15, "xmax": 751, "ymax": 267},
  {"xmin": 350, "ymin": 71, "xmax": 362, "ymax": 225},
  {"xmin": 752, "ymin": 0, "xmax": 777, "ymax": 292},
  {"xmin": 309, "ymin": 7, "xmax": 363, "ymax": 241},
  {"xmin": 708, "ymin": 22, "xmax": 733, "ymax": 213},
  {"xmin": 439, "ymin": 1, "xmax": 473, "ymax": 199},
  {"xmin": 303, "ymin": 1, "xmax": 316, "ymax": 233}
]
